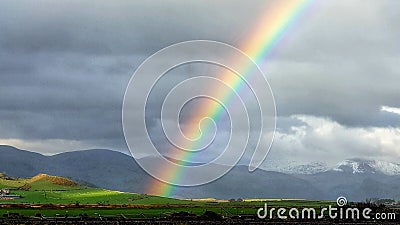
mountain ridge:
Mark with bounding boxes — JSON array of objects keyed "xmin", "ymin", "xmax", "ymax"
[{"xmin": 1, "ymin": 145, "xmax": 399, "ymax": 201}]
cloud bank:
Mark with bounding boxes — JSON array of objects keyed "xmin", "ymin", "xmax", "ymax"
[{"xmin": 0, "ymin": 0, "xmax": 399, "ymax": 166}]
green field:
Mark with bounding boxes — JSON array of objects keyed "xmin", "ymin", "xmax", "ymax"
[
  {"xmin": 0, "ymin": 173, "xmax": 188, "ymax": 205},
  {"xmin": 0, "ymin": 200, "xmax": 335, "ymax": 219},
  {"xmin": 0, "ymin": 173, "xmax": 334, "ymax": 218},
  {"xmin": 1, "ymin": 189, "xmax": 191, "ymax": 205}
]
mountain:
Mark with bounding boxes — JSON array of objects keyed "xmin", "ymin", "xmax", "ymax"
[
  {"xmin": 267, "ymin": 162, "xmax": 329, "ymax": 175},
  {"xmin": 0, "ymin": 145, "xmax": 45, "ymax": 177},
  {"xmin": 332, "ymin": 158, "xmax": 400, "ymax": 175},
  {"xmin": 0, "ymin": 146, "xmax": 149, "ymax": 192},
  {"xmin": 0, "ymin": 145, "xmax": 321, "ymax": 199},
  {"xmin": 263, "ymin": 159, "xmax": 400, "ymax": 176},
  {"xmin": 1, "ymin": 145, "xmax": 400, "ymax": 201},
  {"xmin": 167, "ymin": 166, "xmax": 323, "ymax": 199}
]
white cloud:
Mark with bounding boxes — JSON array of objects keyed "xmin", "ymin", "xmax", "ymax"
[
  {"xmin": 381, "ymin": 106, "xmax": 400, "ymax": 115},
  {"xmin": 0, "ymin": 0, "xmax": 399, "ymax": 160},
  {"xmin": 265, "ymin": 115, "xmax": 400, "ymax": 166}
]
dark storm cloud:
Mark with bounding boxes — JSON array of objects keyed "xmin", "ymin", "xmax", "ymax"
[
  {"xmin": 0, "ymin": 0, "xmax": 399, "ymax": 157},
  {"xmin": 268, "ymin": 59, "xmax": 400, "ymax": 127},
  {"xmin": 0, "ymin": 0, "xmax": 263, "ymax": 55},
  {"xmin": 0, "ymin": 0, "xmax": 270, "ymax": 154},
  {"xmin": 0, "ymin": 54, "xmax": 131, "ymax": 152},
  {"xmin": 264, "ymin": 0, "xmax": 400, "ymax": 128}
]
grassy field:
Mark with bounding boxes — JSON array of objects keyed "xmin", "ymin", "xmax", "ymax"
[
  {"xmin": 0, "ymin": 173, "xmax": 204, "ymax": 205},
  {"xmin": 1, "ymin": 189, "xmax": 191, "ymax": 205},
  {"xmin": 0, "ymin": 173, "xmax": 335, "ymax": 218},
  {"xmin": 0, "ymin": 173, "xmax": 189, "ymax": 205},
  {"xmin": 0, "ymin": 200, "xmax": 335, "ymax": 218}
]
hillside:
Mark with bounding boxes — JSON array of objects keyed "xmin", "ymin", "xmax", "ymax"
[
  {"xmin": 0, "ymin": 173, "xmax": 188, "ymax": 205},
  {"xmin": 29, "ymin": 174, "xmax": 77, "ymax": 186},
  {"xmin": 0, "ymin": 173, "xmax": 79, "ymax": 190}
]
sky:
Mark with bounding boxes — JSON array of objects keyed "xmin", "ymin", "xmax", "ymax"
[{"xmin": 0, "ymin": 0, "xmax": 399, "ymax": 167}]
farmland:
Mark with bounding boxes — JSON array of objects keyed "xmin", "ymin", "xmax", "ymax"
[
  {"xmin": 1, "ymin": 173, "xmax": 398, "ymax": 224},
  {"xmin": 0, "ymin": 173, "xmax": 336, "ymax": 218}
]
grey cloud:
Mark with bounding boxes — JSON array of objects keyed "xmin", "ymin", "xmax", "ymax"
[
  {"xmin": 0, "ymin": 0, "xmax": 399, "ymax": 159},
  {"xmin": 0, "ymin": 0, "xmax": 264, "ymax": 55},
  {"xmin": 262, "ymin": 0, "xmax": 400, "ymax": 127},
  {"xmin": 0, "ymin": 53, "xmax": 134, "ymax": 149}
]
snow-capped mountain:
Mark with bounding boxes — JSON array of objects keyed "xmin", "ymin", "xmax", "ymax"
[
  {"xmin": 261, "ymin": 160, "xmax": 329, "ymax": 175},
  {"xmin": 284, "ymin": 162, "xmax": 329, "ymax": 174},
  {"xmin": 262, "ymin": 158, "xmax": 400, "ymax": 175},
  {"xmin": 333, "ymin": 159, "xmax": 400, "ymax": 175}
]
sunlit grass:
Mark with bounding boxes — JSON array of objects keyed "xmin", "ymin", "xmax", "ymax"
[{"xmin": 0, "ymin": 178, "xmax": 26, "ymax": 188}]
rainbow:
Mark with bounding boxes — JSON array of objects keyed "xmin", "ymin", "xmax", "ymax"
[{"xmin": 147, "ymin": 0, "xmax": 313, "ymax": 197}]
